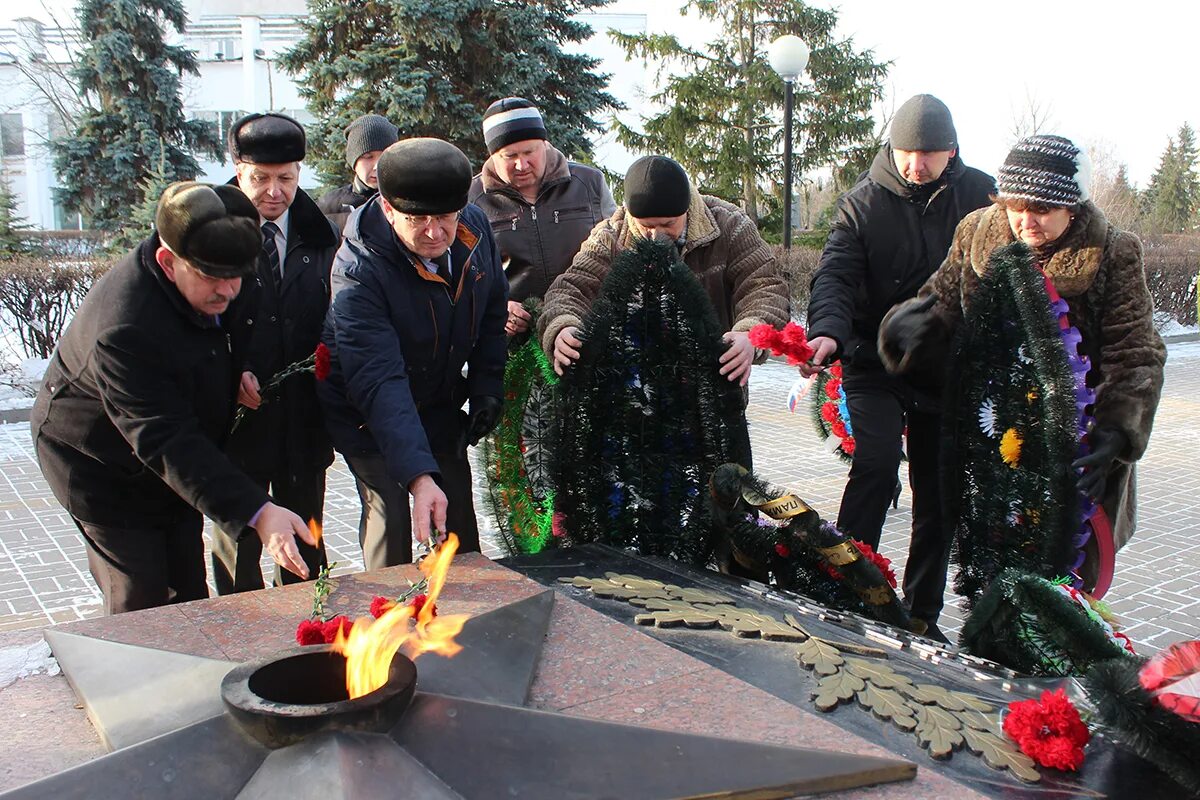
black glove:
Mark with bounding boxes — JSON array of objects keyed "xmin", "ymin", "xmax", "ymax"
[
  {"xmin": 464, "ymin": 396, "xmax": 503, "ymax": 448},
  {"xmin": 886, "ymin": 294, "xmax": 938, "ymax": 356},
  {"xmin": 1071, "ymin": 427, "xmax": 1128, "ymax": 501}
]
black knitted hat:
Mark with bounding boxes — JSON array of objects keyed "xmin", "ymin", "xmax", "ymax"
[
  {"xmin": 890, "ymin": 94, "xmax": 957, "ymax": 152},
  {"xmin": 624, "ymin": 156, "xmax": 691, "ymax": 218},
  {"xmin": 228, "ymin": 112, "xmax": 306, "ymax": 164},
  {"xmin": 481, "ymin": 97, "xmax": 548, "ymax": 154},
  {"xmin": 997, "ymin": 134, "xmax": 1092, "ymax": 208},
  {"xmin": 376, "ymin": 138, "xmax": 472, "ymax": 215},
  {"xmin": 155, "ymin": 182, "xmax": 261, "ymax": 278},
  {"xmin": 345, "ymin": 114, "xmax": 400, "ymax": 169}
]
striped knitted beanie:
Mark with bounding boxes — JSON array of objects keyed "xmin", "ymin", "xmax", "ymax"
[
  {"xmin": 997, "ymin": 134, "xmax": 1092, "ymax": 207},
  {"xmin": 482, "ymin": 97, "xmax": 548, "ymax": 154}
]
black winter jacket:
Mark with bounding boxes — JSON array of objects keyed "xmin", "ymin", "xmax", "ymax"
[
  {"xmin": 806, "ymin": 146, "xmax": 994, "ymax": 369},
  {"xmin": 469, "ymin": 147, "xmax": 615, "ymax": 302},
  {"xmin": 31, "ymin": 235, "xmax": 268, "ymax": 532},
  {"xmin": 225, "ymin": 186, "xmax": 339, "ymax": 478},
  {"xmin": 317, "ymin": 198, "xmax": 508, "ymax": 488},
  {"xmin": 316, "ymin": 177, "xmax": 375, "ymax": 234}
]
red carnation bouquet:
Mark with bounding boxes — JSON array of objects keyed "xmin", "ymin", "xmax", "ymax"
[
  {"xmin": 1003, "ymin": 688, "xmax": 1090, "ymax": 771},
  {"xmin": 234, "ymin": 342, "xmax": 332, "ymax": 432},
  {"xmin": 747, "ymin": 322, "xmax": 814, "ymax": 366}
]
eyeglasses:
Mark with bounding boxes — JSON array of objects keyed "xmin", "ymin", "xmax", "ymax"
[{"xmin": 399, "ymin": 211, "xmax": 461, "ymax": 230}]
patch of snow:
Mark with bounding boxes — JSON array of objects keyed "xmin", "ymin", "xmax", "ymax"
[
  {"xmin": 1167, "ymin": 341, "xmax": 1200, "ymax": 360},
  {"xmin": 0, "ymin": 639, "xmax": 60, "ymax": 689}
]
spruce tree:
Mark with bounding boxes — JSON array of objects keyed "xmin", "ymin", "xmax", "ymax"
[
  {"xmin": 1143, "ymin": 125, "xmax": 1200, "ymax": 233},
  {"xmin": 0, "ymin": 178, "xmax": 32, "ymax": 259},
  {"xmin": 611, "ymin": 0, "xmax": 888, "ymax": 223},
  {"xmin": 280, "ymin": 0, "xmax": 621, "ymax": 187},
  {"xmin": 51, "ymin": 0, "xmax": 220, "ymax": 231}
]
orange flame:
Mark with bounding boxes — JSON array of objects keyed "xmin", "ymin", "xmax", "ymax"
[
  {"xmin": 332, "ymin": 534, "xmax": 468, "ymax": 699},
  {"xmin": 308, "ymin": 518, "xmax": 323, "ymax": 546}
]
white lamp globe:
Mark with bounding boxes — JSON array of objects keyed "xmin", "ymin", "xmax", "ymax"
[{"xmin": 768, "ymin": 34, "xmax": 810, "ymax": 81}]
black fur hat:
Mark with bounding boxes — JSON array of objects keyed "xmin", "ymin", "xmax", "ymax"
[
  {"xmin": 155, "ymin": 182, "xmax": 261, "ymax": 278},
  {"xmin": 228, "ymin": 112, "xmax": 306, "ymax": 164},
  {"xmin": 376, "ymin": 138, "xmax": 472, "ymax": 215}
]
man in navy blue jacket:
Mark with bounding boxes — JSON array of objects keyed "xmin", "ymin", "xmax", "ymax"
[{"xmin": 318, "ymin": 138, "xmax": 507, "ymax": 567}]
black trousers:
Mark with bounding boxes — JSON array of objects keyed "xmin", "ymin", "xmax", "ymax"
[
  {"xmin": 835, "ymin": 367, "xmax": 950, "ymax": 625},
  {"xmin": 210, "ymin": 469, "xmax": 328, "ymax": 594},
  {"xmin": 344, "ymin": 449, "xmax": 480, "ymax": 570},
  {"xmin": 76, "ymin": 512, "xmax": 208, "ymax": 615}
]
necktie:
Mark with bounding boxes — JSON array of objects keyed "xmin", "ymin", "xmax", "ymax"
[
  {"xmin": 432, "ymin": 251, "xmax": 452, "ymax": 284},
  {"xmin": 261, "ymin": 221, "xmax": 282, "ymax": 289}
]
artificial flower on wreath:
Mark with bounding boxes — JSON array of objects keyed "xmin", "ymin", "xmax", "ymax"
[{"xmin": 1003, "ymin": 688, "xmax": 1090, "ymax": 771}]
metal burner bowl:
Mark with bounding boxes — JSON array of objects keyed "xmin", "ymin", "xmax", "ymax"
[{"xmin": 221, "ymin": 645, "xmax": 417, "ymax": 749}]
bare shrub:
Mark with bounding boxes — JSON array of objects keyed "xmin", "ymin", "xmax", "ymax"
[
  {"xmin": 0, "ymin": 255, "xmax": 112, "ymax": 360},
  {"xmin": 772, "ymin": 243, "xmax": 824, "ymax": 322},
  {"xmin": 1140, "ymin": 234, "xmax": 1199, "ymax": 330}
]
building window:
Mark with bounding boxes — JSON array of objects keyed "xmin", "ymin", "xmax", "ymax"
[
  {"xmin": 1, "ymin": 114, "xmax": 25, "ymax": 158},
  {"xmin": 201, "ymin": 110, "xmax": 244, "ymax": 143}
]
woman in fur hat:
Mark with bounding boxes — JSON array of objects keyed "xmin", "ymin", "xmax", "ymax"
[{"xmin": 879, "ymin": 134, "xmax": 1166, "ymax": 600}]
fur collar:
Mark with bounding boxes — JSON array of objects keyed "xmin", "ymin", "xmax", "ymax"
[{"xmin": 969, "ymin": 202, "xmax": 1108, "ymax": 296}]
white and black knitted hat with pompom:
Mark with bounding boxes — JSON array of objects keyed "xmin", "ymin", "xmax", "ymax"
[{"xmin": 997, "ymin": 134, "xmax": 1092, "ymax": 207}]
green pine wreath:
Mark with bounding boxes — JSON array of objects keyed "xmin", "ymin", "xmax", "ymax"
[
  {"xmin": 942, "ymin": 242, "xmax": 1082, "ymax": 606},
  {"xmin": 553, "ymin": 237, "xmax": 751, "ymax": 565},
  {"xmin": 481, "ymin": 303, "xmax": 561, "ymax": 555}
]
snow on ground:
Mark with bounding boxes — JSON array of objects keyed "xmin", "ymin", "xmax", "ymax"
[{"xmin": 0, "ymin": 640, "xmax": 60, "ymax": 689}]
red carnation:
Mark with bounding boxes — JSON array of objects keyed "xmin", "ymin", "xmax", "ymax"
[
  {"xmin": 841, "ymin": 437, "xmax": 856, "ymax": 455},
  {"xmin": 370, "ymin": 596, "xmax": 396, "ymax": 619},
  {"xmin": 295, "ymin": 618, "xmax": 326, "ymax": 645},
  {"xmin": 552, "ymin": 512, "xmax": 568, "ymax": 538},
  {"xmin": 824, "ymin": 379, "xmax": 842, "ymax": 400},
  {"xmin": 321, "ymin": 616, "xmax": 353, "ymax": 642},
  {"xmin": 830, "ymin": 420, "xmax": 848, "ymax": 439},
  {"xmin": 1003, "ymin": 689, "xmax": 1090, "ymax": 771},
  {"xmin": 747, "ymin": 324, "xmax": 779, "ymax": 351},
  {"xmin": 409, "ymin": 594, "xmax": 437, "ymax": 617},
  {"xmin": 774, "ymin": 542, "xmax": 791, "ymax": 558},
  {"xmin": 820, "ymin": 402, "xmax": 839, "ymax": 423},
  {"xmin": 314, "ymin": 343, "xmax": 332, "ymax": 381},
  {"xmin": 829, "ymin": 363, "xmax": 843, "ymax": 379},
  {"xmin": 778, "ymin": 323, "xmax": 814, "ymax": 365},
  {"xmin": 852, "ymin": 540, "xmax": 897, "ymax": 588}
]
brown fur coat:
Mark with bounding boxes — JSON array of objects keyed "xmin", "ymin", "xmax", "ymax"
[{"xmin": 880, "ymin": 201, "xmax": 1166, "ymax": 565}]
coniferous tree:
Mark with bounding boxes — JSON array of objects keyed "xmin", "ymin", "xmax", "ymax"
[
  {"xmin": 1142, "ymin": 125, "xmax": 1200, "ymax": 233},
  {"xmin": 611, "ymin": 0, "xmax": 888, "ymax": 223},
  {"xmin": 51, "ymin": 0, "xmax": 220, "ymax": 231},
  {"xmin": 0, "ymin": 178, "xmax": 33, "ymax": 259},
  {"xmin": 280, "ymin": 0, "xmax": 621, "ymax": 187}
]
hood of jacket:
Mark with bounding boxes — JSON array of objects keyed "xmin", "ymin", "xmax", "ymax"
[{"xmin": 869, "ymin": 144, "xmax": 965, "ymax": 202}]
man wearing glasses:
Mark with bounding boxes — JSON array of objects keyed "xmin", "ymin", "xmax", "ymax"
[{"xmin": 317, "ymin": 138, "xmax": 508, "ymax": 567}]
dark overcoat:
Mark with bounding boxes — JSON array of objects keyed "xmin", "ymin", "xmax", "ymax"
[
  {"xmin": 225, "ymin": 186, "xmax": 339, "ymax": 480},
  {"xmin": 31, "ymin": 235, "xmax": 268, "ymax": 532}
]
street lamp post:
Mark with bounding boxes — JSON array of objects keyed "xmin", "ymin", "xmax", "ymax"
[{"xmin": 767, "ymin": 34, "xmax": 810, "ymax": 250}]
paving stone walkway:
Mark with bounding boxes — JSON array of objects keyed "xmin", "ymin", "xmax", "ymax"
[{"xmin": 2, "ymin": 345, "xmax": 1198, "ymax": 652}]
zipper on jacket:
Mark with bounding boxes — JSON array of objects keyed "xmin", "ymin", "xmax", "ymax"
[
  {"xmin": 554, "ymin": 210, "xmax": 560, "ymax": 224},
  {"xmin": 531, "ymin": 207, "xmax": 537, "ymax": 221},
  {"xmin": 511, "ymin": 218, "xmax": 517, "ymax": 231}
]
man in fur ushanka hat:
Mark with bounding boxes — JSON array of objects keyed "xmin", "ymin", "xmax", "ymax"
[{"xmin": 317, "ymin": 138, "xmax": 508, "ymax": 568}]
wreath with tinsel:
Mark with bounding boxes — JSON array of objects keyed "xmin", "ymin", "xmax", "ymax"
[
  {"xmin": 553, "ymin": 237, "xmax": 751, "ymax": 565},
  {"xmin": 942, "ymin": 242, "xmax": 1103, "ymax": 607},
  {"xmin": 481, "ymin": 301, "xmax": 561, "ymax": 555},
  {"xmin": 960, "ymin": 568, "xmax": 1136, "ymax": 677},
  {"xmin": 709, "ymin": 463, "xmax": 916, "ymax": 632}
]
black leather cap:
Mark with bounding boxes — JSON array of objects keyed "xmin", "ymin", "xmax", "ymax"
[
  {"xmin": 228, "ymin": 112, "xmax": 306, "ymax": 164},
  {"xmin": 376, "ymin": 138, "xmax": 472, "ymax": 215},
  {"xmin": 155, "ymin": 182, "xmax": 261, "ymax": 278}
]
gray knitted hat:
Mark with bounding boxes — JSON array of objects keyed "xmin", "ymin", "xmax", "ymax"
[
  {"xmin": 997, "ymin": 135, "xmax": 1092, "ymax": 208},
  {"xmin": 890, "ymin": 94, "xmax": 957, "ymax": 152},
  {"xmin": 345, "ymin": 114, "xmax": 400, "ymax": 169}
]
